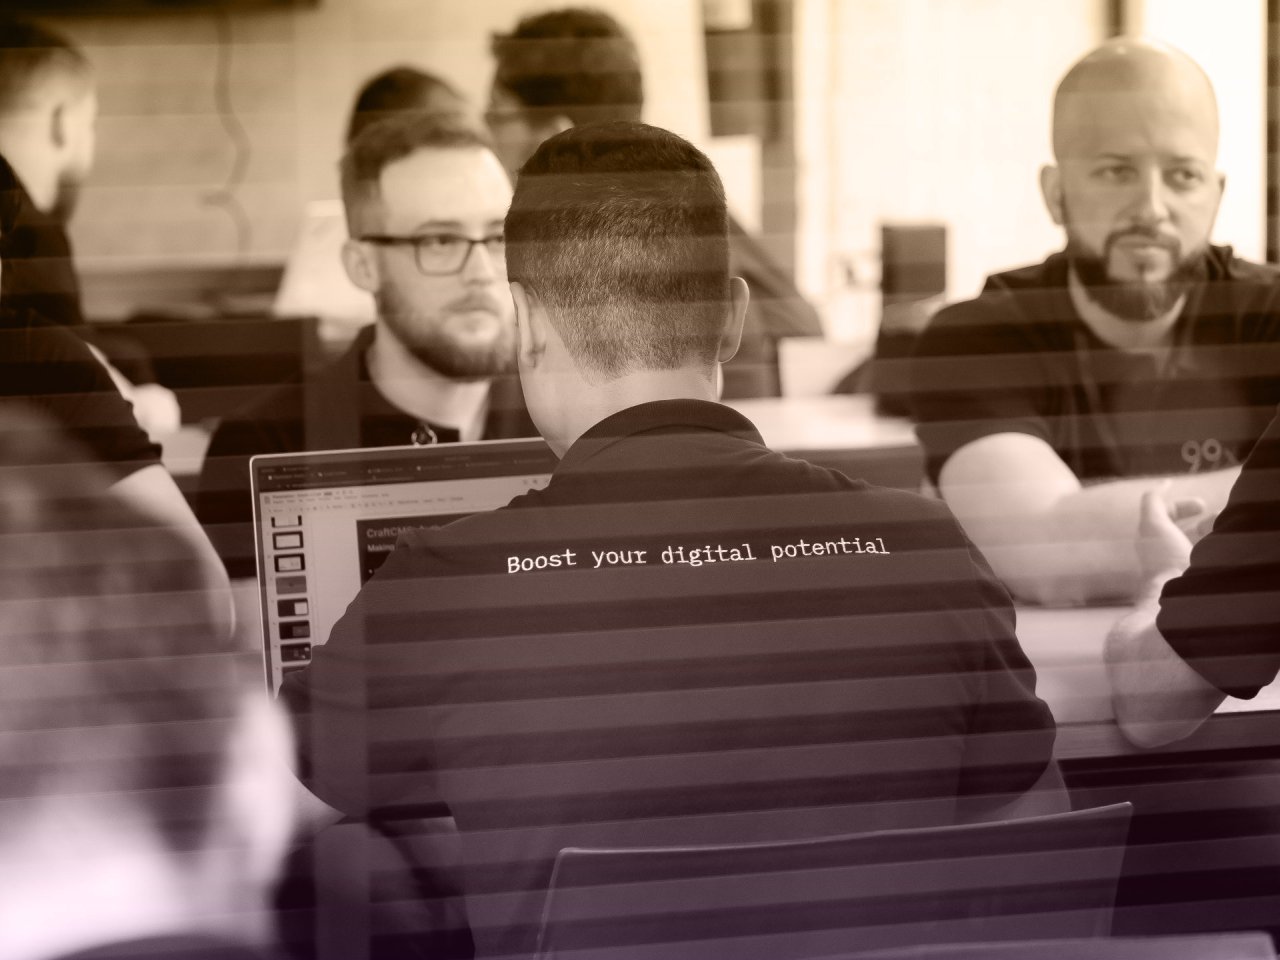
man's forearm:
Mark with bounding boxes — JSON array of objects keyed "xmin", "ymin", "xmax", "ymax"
[
  {"xmin": 111, "ymin": 463, "xmax": 234, "ymax": 635},
  {"xmin": 952, "ymin": 468, "xmax": 1239, "ymax": 606}
]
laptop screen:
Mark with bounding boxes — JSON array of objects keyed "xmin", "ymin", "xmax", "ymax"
[{"xmin": 250, "ymin": 439, "xmax": 556, "ymax": 691}]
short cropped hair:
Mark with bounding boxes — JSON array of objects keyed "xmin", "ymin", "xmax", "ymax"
[
  {"xmin": 491, "ymin": 8, "xmax": 643, "ymax": 127},
  {"xmin": 346, "ymin": 66, "xmax": 463, "ymax": 144},
  {"xmin": 0, "ymin": 410, "xmax": 248, "ymax": 852},
  {"xmin": 505, "ymin": 121, "xmax": 729, "ymax": 379},
  {"xmin": 0, "ymin": 17, "xmax": 91, "ymax": 113},
  {"xmin": 339, "ymin": 112, "xmax": 492, "ymax": 235}
]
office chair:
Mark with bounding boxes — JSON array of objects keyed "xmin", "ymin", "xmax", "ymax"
[
  {"xmin": 836, "ymin": 931, "xmax": 1276, "ymax": 960},
  {"xmin": 535, "ymin": 802, "xmax": 1133, "ymax": 960}
]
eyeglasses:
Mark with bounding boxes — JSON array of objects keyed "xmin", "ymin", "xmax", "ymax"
[{"xmin": 359, "ymin": 233, "xmax": 505, "ymax": 276}]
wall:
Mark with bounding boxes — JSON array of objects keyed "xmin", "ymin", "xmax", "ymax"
[
  {"xmin": 44, "ymin": 0, "xmax": 710, "ymax": 273},
  {"xmin": 796, "ymin": 0, "xmax": 1105, "ymax": 339},
  {"xmin": 1131, "ymin": 0, "xmax": 1267, "ymax": 262}
]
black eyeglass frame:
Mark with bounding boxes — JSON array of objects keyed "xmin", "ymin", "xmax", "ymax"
[{"xmin": 359, "ymin": 233, "xmax": 505, "ymax": 276}]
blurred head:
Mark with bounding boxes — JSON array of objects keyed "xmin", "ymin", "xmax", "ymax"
[
  {"xmin": 346, "ymin": 65, "xmax": 466, "ymax": 144},
  {"xmin": 340, "ymin": 113, "xmax": 516, "ymax": 379},
  {"xmin": 1041, "ymin": 38, "xmax": 1223, "ymax": 321},
  {"xmin": 488, "ymin": 8, "xmax": 643, "ymax": 176},
  {"xmin": 0, "ymin": 410, "xmax": 295, "ymax": 953},
  {"xmin": 505, "ymin": 122, "xmax": 743, "ymax": 442},
  {"xmin": 0, "ymin": 17, "xmax": 96, "ymax": 220}
]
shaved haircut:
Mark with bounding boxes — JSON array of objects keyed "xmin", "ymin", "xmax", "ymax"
[
  {"xmin": 506, "ymin": 121, "xmax": 729, "ymax": 380},
  {"xmin": 1051, "ymin": 38, "xmax": 1219, "ymax": 160}
]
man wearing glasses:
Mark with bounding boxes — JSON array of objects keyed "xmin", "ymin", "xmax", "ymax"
[{"xmin": 198, "ymin": 113, "xmax": 535, "ymax": 579}]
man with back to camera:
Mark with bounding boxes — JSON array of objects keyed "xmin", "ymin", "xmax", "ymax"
[
  {"xmin": 485, "ymin": 6, "xmax": 823, "ymax": 398},
  {"xmin": 911, "ymin": 38, "xmax": 1280, "ymax": 607},
  {"xmin": 282, "ymin": 121, "xmax": 1061, "ymax": 959},
  {"xmin": 0, "ymin": 15, "xmax": 179, "ymax": 438},
  {"xmin": 198, "ymin": 113, "xmax": 536, "ymax": 579},
  {"xmin": 0, "ymin": 418, "xmax": 298, "ymax": 960}
]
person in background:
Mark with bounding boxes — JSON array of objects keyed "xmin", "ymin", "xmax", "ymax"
[
  {"xmin": 0, "ymin": 414, "xmax": 297, "ymax": 960},
  {"xmin": 0, "ymin": 16, "xmax": 179, "ymax": 439},
  {"xmin": 1105, "ymin": 403, "xmax": 1280, "ymax": 747},
  {"xmin": 911, "ymin": 38, "xmax": 1280, "ymax": 607},
  {"xmin": 486, "ymin": 6, "xmax": 822, "ymax": 398},
  {"xmin": 0, "ymin": 153, "xmax": 231, "ymax": 626},
  {"xmin": 283, "ymin": 121, "xmax": 1059, "ymax": 959},
  {"xmin": 346, "ymin": 65, "xmax": 466, "ymax": 143},
  {"xmin": 198, "ymin": 113, "xmax": 535, "ymax": 579}
]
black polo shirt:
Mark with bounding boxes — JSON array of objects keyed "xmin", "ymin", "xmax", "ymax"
[
  {"xmin": 196, "ymin": 324, "xmax": 537, "ymax": 578},
  {"xmin": 283, "ymin": 399, "xmax": 1056, "ymax": 959},
  {"xmin": 911, "ymin": 247, "xmax": 1280, "ymax": 485},
  {"xmin": 0, "ymin": 316, "xmax": 158, "ymax": 477},
  {"xmin": 1158, "ymin": 405, "xmax": 1280, "ymax": 699},
  {"xmin": 0, "ymin": 155, "xmax": 84, "ymax": 329}
]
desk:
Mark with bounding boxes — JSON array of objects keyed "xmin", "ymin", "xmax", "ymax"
[
  {"xmin": 1017, "ymin": 606, "xmax": 1280, "ymax": 760},
  {"xmin": 728, "ymin": 395, "xmax": 923, "ymax": 490},
  {"xmin": 1021, "ymin": 607, "xmax": 1280, "ymax": 937},
  {"xmin": 162, "ymin": 396, "xmax": 922, "ymax": 487}
]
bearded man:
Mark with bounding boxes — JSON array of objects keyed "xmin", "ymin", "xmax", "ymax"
[
  {"xmin": 198, "ymin": 113, "xmax": 535, "ymax": 578},
  {"xmin": 911, "ymin": 38, "xmax": 1280, "ymax": 607}
]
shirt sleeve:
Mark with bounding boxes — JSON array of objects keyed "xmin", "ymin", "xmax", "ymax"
[
  {"xmin": 953, "ymin": 527, "xmax": 1059, "ymax": 802},
  {"xmin": 1157, "ymin": 405, "xmax": 1280, "ymax": 699},
  {"xmin": 0, "ymin": 202, "xmax": 86, "ymax": 329},
  {"xmin": 0, "ymin": 321, "xmax": 159, "ymax": 478},
  {"xmin": 196, "ymin": 383, "xmax": 305, "ymax": 580},
  {"xmin": 911, "ymin": 297, "xmax": 1057, "ymax": 485}
]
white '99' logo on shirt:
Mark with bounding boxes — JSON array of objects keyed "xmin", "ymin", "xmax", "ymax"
[{"xmin": 1181, "ymin": 438, "xmax": 1239, "ymax": 473}]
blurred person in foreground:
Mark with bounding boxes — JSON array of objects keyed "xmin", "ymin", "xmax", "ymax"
[
  {"xmin": 0, "ymin": 413, "xmax": 297, "ymax": 960},
  {"xmin": 1106, "ymin": 402, "xmax": 1280, "ymax": 747},
  {"xmin": 486, "ymin": 6, "xmax": 821, "ymax": 397},
  {"xmin": 198, "ymin": 113, "xmax": 535, "ymax": 579},
  {"xmin": 0, "ymin": 15, "xmax": 179, "ymax": 439},
  {"xmin": 911, "ymin": 38, "xmax": 1280, "ymax": 607},
  {"xmin": 283, "ymin": 122, "xmax": 1059, "ymax": 959}
]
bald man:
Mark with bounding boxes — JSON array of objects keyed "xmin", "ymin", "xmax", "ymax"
[{"xmin": 911, "ymin": 39, "xmax": 1280, "ymax": 607}]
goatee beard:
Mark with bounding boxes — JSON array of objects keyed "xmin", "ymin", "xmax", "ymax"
[
  {"xmin": 375, "ymin": 292, "xmax": 515, "ymax": 380},
  {"xmin": 1067, "ymin": 236, "xmax": 1207, "ymax": 322}
]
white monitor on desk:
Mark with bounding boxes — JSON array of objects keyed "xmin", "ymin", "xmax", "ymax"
[{"xmin": 274, "ymin": 199, "xmax": 376, "ymax": 326}]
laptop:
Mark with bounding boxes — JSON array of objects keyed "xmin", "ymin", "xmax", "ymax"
[{"xmin": 250, "ymin": 438, "xmax": 557, "ymax": 691}]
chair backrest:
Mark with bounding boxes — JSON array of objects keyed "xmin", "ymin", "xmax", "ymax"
[
  {"xmin": 535, "ymin": 802, "xmax": 1133, "ymax": 960},
  {"xmin": 837, "ymin": 932, "xmax": 1277, "ymax": 960}
]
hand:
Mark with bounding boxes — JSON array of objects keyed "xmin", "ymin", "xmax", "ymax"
[
  {"xmin": 86, "ymin": 343, "xmax": 183, "ymax": 442},
  {"xmin": 1175, "ymin": 501, "xmax": 1217, "ymax": 544},
  {"xmin": 1137, "ymin": 486, "xmax": 1194, "ymax": 584},
  {"xmin": 127, "ymin": 382, "xmax": 183, "ymax": 442}
]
